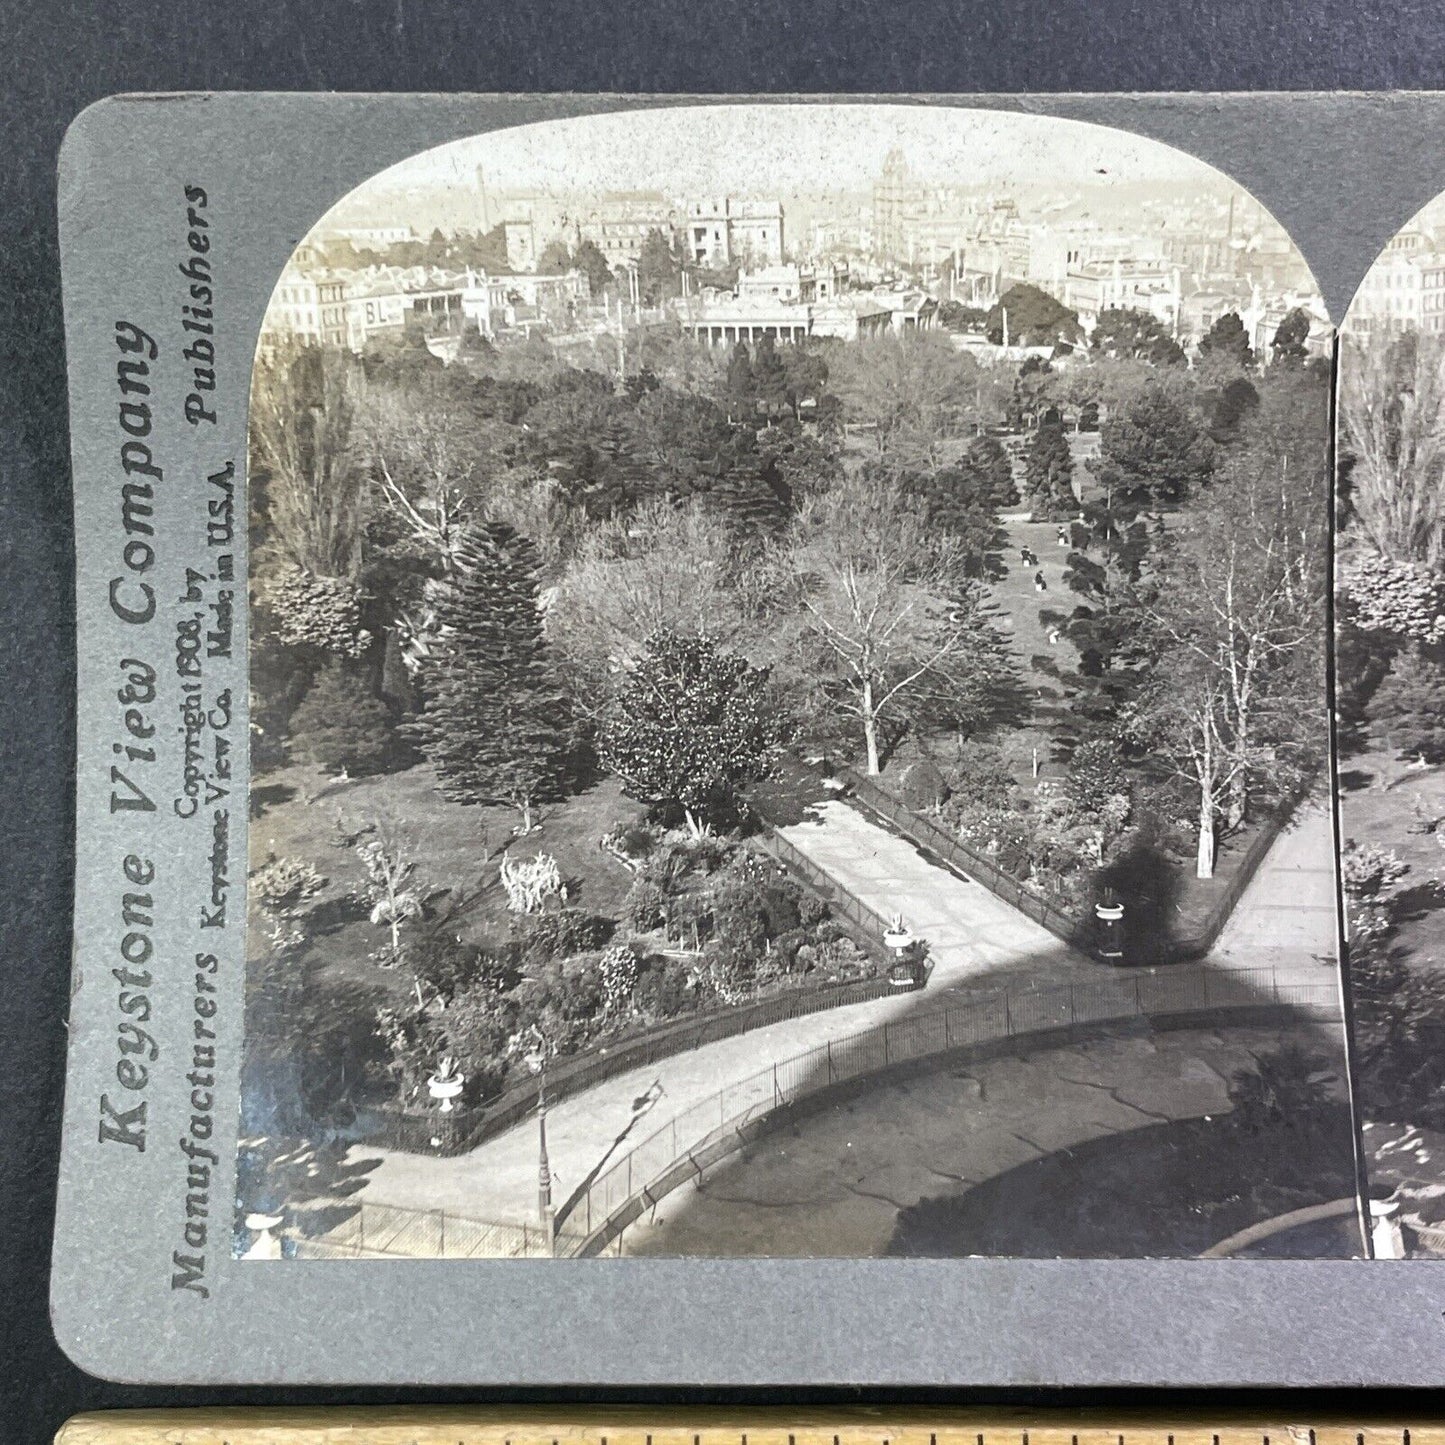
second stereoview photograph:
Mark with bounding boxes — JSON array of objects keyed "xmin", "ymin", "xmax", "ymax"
[{"xmin": 235, "ymin": 102, "xmax": 1355, "ymax": 1264}]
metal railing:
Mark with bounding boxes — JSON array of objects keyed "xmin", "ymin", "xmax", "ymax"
[
  {"xmin": 842, "ymin": 766, "xmax": 1312, "ymax": 962},
  {"xmin": 842, "ymin": 767, "xmax": 1093, "ymax": 947},
  {"xmin": 561, "ymin": 962, "xmax": 1340, "ymax": 1256},
  {"xmin": 367, "ymin": 952, "xmax": 896, "ymax": 1157},
  {"xmin": 287, "ymin": 1197, "xmax": 581, "ymax": 1259}
]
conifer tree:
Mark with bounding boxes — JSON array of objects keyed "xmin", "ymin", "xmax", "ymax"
[
  {"xmin": 751, "ymin": 334, "xmax": 792, "ymax": 419},
  {"xmin": 411, "ymin": 523, "xmax": 571, "ymax": 831},
  {"xmin": 290, "ymin": 661, "xmax": 397, "ymax": 776},
  {"xmin": 1197, "ymin": 310, "xmax": 1254, "ymax": 369},
  {"xmin": 1022, "ymin": 417, "xmax": 1076, "ymax": 520},
  {"xmin": 1095, "ymin": 382, "xmax": 1213, "ymax": 507},
  {"xmin": 1372, "ymin": 648, "xmax": 1445, "ymax": 765},
  {"xmin": 957, "ymin": 432, "xmax": 1019, "ymax": 510},
  {"xmin": 725, "ymin": 342, "xmax": 755, "ymax": 424}
]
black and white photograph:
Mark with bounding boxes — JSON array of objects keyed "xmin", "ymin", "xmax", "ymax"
[
  {"xmin": 1334, "ymin": 195, "xmax": 1445, "ymax": 1259},
  {"xmin": 229, "ymin": 103, "xmax": 1354, "ymax": 1263}
]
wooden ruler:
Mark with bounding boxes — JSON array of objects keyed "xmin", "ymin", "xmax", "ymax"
[{"xmin": 50, "ymin": 1410, "xmax": 1438, "ymax": 1445}]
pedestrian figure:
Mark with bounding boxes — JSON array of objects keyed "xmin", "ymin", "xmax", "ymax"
[
  {"xmin": 1057, "ymin": 526, "xmax": 1068, "ymax": 547},
  {"xmin": 1034, "ymin": 570, "xmax": 1047, "ymax": 592},
  {"xmin": 1048, "ymin": 627, "xmax": 1061, "ymax": 645},
  {"xmin": 1020, "ymin": 545, "xmax": 1031, "ymax": 565}
]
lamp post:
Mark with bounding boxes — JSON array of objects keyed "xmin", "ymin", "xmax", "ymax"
[{"xmin": 522, "ymin": 1027, "xmax": 555, "ymax": 1253}]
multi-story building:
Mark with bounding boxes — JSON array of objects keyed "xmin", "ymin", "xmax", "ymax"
[
  {"xmin": 1027, "ymin": 225, "xmax": 1167, "ymax": 298},
  {"xmin": 1345, "ymin": 230, "xmax": 1445, "ymax": 337},
  {"xmin": 268, "ymin": 267, "xmax": 352, "ymax": 349},
  {"xmin": 1064, "ymin": 258, "xmax": 1184, "ymax": 335},
  {"xmin": 685, "ymin": 198, "xmax": 785, "ymax": 268},
  {"xmin": 589, "ymin": 193, "xmax": 680, "ymax": 267},
  {"xmin": 735, "ymin": 263, "xmax": 843, "ymax": 304},
  {"xmin": 871, "ymin": 148, "xmax": 924, "ymax": 263}
]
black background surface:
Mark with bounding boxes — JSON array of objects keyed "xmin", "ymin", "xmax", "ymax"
[{"xmin": 6, "ymin": 2, "xmax": 1445, "ymax": 1439}]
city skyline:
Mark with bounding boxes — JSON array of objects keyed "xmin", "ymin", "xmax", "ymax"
[{"xmin": 317, "ymin": 103, "xmax": 1267, "ymax": 245}]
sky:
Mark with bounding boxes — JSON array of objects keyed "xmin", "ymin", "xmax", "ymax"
[{"xmin": 318, "ymin": 102, "xmax": 1242, "ymax": 231}]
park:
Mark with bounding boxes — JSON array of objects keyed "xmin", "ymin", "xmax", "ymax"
[{"xmin": 236, "ymin": 228, "xmax": 1349, "ymax": 1261}]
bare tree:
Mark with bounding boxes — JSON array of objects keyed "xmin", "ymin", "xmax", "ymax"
[
  {"xmin": 778, "ymin": 476, "xmax": 974, "ymax": 775},
  {"xmin": 249, "ymin": 345, "xmax": 368, "ymax": 578},
  {"xmin": 1341, "ymin": 333, "xmax": 1445, "ymax": 567},
  {"xmin": 546, "ymin": 499, "xmax": 746, "ymax": 711},
  {"xmin": 357, "ymin": 389, "xmax": 483, "ymax": 572},
  {"xmin": 1139, "ymin": 402, "xmax": 1326, "ymax": 876}
]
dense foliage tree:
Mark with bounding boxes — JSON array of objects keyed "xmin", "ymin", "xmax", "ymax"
[
  {"xmin": 1022, "ymin": 417, "xmax": 1076, "ymax": 519},
  {"xmin": 598, "ymin": 630, "xmax": 788, "ymax": 834},
  {"xmin": 411, "ymin": 523, "xmax": 572, "ymax": 830},
  {"xmin": 1270, "ymin": 306, "xmax": 1312, "ymax": 365},
  {"xmin": 1371, "ymin": 647, "xmax": 1445, "ymax": 764},
  {"xmin": 956, "ymin": 432, "xmax": 1019, "ymax": 510},
  {"xmin": 1095, "ymin": 381, "xmax": 1214, "ymax": 507},
  {"xmin": 725, "ymin": 341, "xmax": 755, "ymax": 422},
  {"xmin": 289, "ymin": 662, "xmax": 398, "ymax": 776},
  {"xmin": 1197, "ymin": 310, "xmax": 1254, "ymax": 368},
  {"xmin": 1209, "ymin": 374, "xmax": 1260, "ymax": 444},
  {"xmin": 635, "ymin": 227, "xmax": 684, "ymax": 304},
  {"xmin": 571, "ymin": 238, "xmax": 613, "ymax": 297},
  {"xmin": 536, "ymin": 238, "xmax": 572, "ymax": 274},
  {"xmin": 985, "ymin": 283, "xmax": 1082, "ymax": 347},
  {"xmin": 751, "ymin": 334, "xmax": 792, "ymax": 419},
  {"xmin": 1090, "ymin": 307, "xmax": 1185, "ymax": 366}
]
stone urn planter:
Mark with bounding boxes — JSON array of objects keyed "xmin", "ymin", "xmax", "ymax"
[
  {"xmin": 427, "ymin": 1058, "xmax": 466, "ymax": 1114},
  {"xmin": 241, "ymin": 1211, "xmax": 284, "ymax": 1261}
]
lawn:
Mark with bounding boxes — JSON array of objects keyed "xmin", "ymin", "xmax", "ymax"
[
  {"xmin": 248, "ymin": 759, "xmax": 647, "ymax": 1003},
  {"xmin": 1337, "ymin": 736, "xmax": 1445, "ymax": 976}
]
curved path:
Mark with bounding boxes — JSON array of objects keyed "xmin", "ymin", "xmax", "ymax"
[{"xmin": 335, "ymin": 796, "xmax": 1342, "ymax": 1236}]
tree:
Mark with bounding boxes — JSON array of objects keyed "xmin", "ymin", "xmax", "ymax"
[
  {"xmin": 751, "ymin": 334, "xmax": 792, "ymax": 419},
  {"xmin": 779, "ymin": 344, "xmax": 830, "ymax": 417},
  {"xmin": 598, "ymin": 630, "xmax": 788, "ymax": 835},
  {"xmin": 829, "ymin": 331, "xmax": 982, "ymax": 453},
  {"xmin": 725, "ymin": 342, "xmax": 755, "ymax": 423},
  {"xmin": 636, "ymin": 228, "xmax": 683, "ymax": 304},
  {"xmin": 1209, "ymin": 375, "xmax": 1260, "ymax": 445},
  {"xmin": 986, "ymin": 284, "xmax": 1082, "ymax": 347},
  {"xmin": 1095, "ymin": 380, "xmax": 1214, "ymax": 507},
  {"xmin": 1271, "ymin": 307, "xmax": 1312, "ymax": 365},
  {"xmin": 250, "ymin": 345, "xmax": 368, "ymax": 577},
  {"xmin": 1371, "ymin": 648, "xmax": 1445, "ymax": 764},
  {"xmin": 547, "ymin": 500, "xmax": 751, "ymax": 712},
  {"xmin": 956, "ymin": 432, "xmax": 1019, "ymax": 511},
  {"xmin": 410, "ymin": 522, "xmax": 571, "ymax": 831},
  {"xmin": 1136, "ymin": 428, "xmax": 1326, "ymax": 874},
  {"xmin": 1340, "ymin": 333, "xmax": 1445, "ymax": 567},
  {"xmin": 537, "ymin": 238, "xmax": 572, "ymax": 274},
  {"xmin": 289, "ymin": 662, "xmax": 396, "ymax": 775},
  {"xmin": 354, "ymin": 815, "xmax": 425, "ymax": 968},
  {"xmin": 900, "ymin": 466, "xmax": 1007, "ymax": 578},
  {"xmin": 780, "ymin": 476, "xmax": 982, "ymax": 774},
  {"xmin": 1197, "ymin": 311, "xmax": 1254, "ymax": 369},
  {"xmin": 1022, "ymin": 417, "xmax": 1076, "ymax": 519},
  {"xmin": 572, "ymin": 238, "xmax": 613, "ymax": 297},
  {"xmin": 1090, "ymin": 307, "xmax": 1185, "ymax": 366}
]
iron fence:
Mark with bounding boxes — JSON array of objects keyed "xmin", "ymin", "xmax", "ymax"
[
  {"xmin": 561, "ymin": 961, "xmax": 1341, "ymax": 1255},
  {"xmin": 841, "ymin": 766, "xmax": 1312, "ymax": 962},
  {"xmin": 287, "ymin": 1197, "xmax": 579, "ymax": 1259}
]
